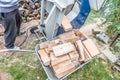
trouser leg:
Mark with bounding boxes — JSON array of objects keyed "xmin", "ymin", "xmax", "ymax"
[
  {"xmin": 0, "ymin": 9, "xmax": 19, "ymax": 48},
  {"xmin": 15, "ymin": 9, "xmax": 22, "ymax": 35}
]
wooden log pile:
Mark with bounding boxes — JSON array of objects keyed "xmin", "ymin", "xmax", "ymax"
[
  {"xmin": 38, "ymin": 30, "xmax": 100, "ymax": 78},
  {"xmin": 19, "ymin": 0, "xmax": 41, "ymax": 22},
  {"xmin": 37, "ymin": 15, "xmax": 100, "ymax": 79}
]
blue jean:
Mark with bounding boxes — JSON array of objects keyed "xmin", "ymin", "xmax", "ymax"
[{"xmin": 0, "ymin": 9, "xmax": 22, "ymax": 48}]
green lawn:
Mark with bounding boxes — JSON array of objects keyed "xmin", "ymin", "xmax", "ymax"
[
  {"xmin": 1, "ymin": 55, "xmax": 120, "ymax": 80},
  {"xmin": 68, "ymin": 59, "xmax": 113, "ymax": 80},
  {"xmin": 0, "ymin": 8, "xmax": 120, "ymax": 80},
  {"xmin": 0, "ymin": 36, "xmax": 120, "ymax": 80}
]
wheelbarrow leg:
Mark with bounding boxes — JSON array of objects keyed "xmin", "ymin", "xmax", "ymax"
[
  {"xmin": 46, "ymin": 78, "xmax": 50, "ymax": 80},
  {"xmin": 46, "ymin": 78, "xmax": 67, "ymax": 80},
  {"xmin": 63, "ymin": 78, "xmax": 67, "ymax": 80}
]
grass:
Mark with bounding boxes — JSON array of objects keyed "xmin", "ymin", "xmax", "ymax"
[
  {"xmin": 6, "ymin": 61, "xmax": 47, "ymax": 80},
  {"xmin": 0, "ymin": 40, "xmax": 120, "ymax": 80},
  {"xmin": 1, "ymin": 55, "xmax": 120, "ymax": 80},
  {"xmin": 68, "ymin": 58, "xmax": 112, "ymax": 80},
  {"xmin": 0, "ymin": 39, "xmax": 120, "ymax": 80},
  {"xmin": 85, "ymin": 9, "xmax": 100, "ymax": 24},
  {"xmin": 0, "ymin": 9, "xmax": 120, "ymax": 80}
]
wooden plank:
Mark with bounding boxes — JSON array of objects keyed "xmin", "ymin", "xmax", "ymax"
[
  {"xmin": 69, "ymin": 36, "xmax": 80, "ymax": 43},
  {"xmin": 72, "ymin": 60, "xmax": 80, "ymax": 67},
  {"xmin": 40, "ymin": 41, "xmax": 50, "ymax": 49},
  {"xmin": 44, "ymin": 48, "xmax": 50, "ymax": 55},
  {"xmin": 48, "ymin": 39, "xmax": 61, "ymax": 52},
  {"xmin": 84, "ymin": 50, "xmax": 90, "ymax": 62},
  {"xmin": 83, "ymin": 47, "xmax": 91, "ymax": 58},
  {"xmin": 83, "ymin": 46, "xmax": 92, "ymax": 61},
  {"xmin": 50, "ymin": 52, "xmax": 57, "ymax": 61},
  {"xmin": 59, "ymin": 31, "xmax": 75, "ymax": 39},
  {"xmin": 55, "ymin": 63, "xmax": 75, "ymax": 78},
  {"xmin": 69, "ymin": 51, "xmax": 81, "ymax": 67},
  {"xmin": 68, "ymin": 51, "xmax": 79, "ymax": 61},
  {"xmin": 75, "ymin": 40, "xmax": 85, "ymax": 61},
  {"xmin": 59, "ymin": 31, "xmax": 79, "ymax": 43},
  {"xmin": 50, "ymin": 53, "xmax": 70, "ymax": 66},
  {"xmin": 38, "ymin": 49, "xmax": 50, "ymax": 66},
  {"xmin": 48, "ymin": 40, "xmax": 56, "ymax": 52},
  {"xmin": 82, "ymin": 39, "xmax": 100, "ymax": 57},
  {"xmin": 52, "ymin": 60, "xmax": 72, "ymax": 70},
  {"xmin": 54, "ymin": 39, "xmax": 60, "ymax": 44},
  {"xmin": 52, "ymin": 42, "xmax": 75, "ymax": 57},
  {"xmin": 62, "ymin": 15, "xmax": 72, "ymax": 31},
  {"xmin": 64, "ymin": 36, "xmax": 80, "ymax": 43}
]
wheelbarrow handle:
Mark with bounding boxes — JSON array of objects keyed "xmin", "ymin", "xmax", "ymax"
[{"xmin": 0, "ymin": 49, "xmax": 35, "ymax": 53}]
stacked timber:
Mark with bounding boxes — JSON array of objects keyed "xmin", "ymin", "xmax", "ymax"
[
  {"xmin": 38, "ymin": 15, "xmax": 100, "ymax": 79},
  {"xmin": 19, "ymin": 0, "xmax": 41, "ymax": 22},
  {"xmin": 38, "ymin": 30, "xmax": 100, "ymax": 78}
]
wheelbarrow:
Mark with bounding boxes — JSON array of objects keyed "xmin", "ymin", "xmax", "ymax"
[{"xmin": 35, "ymin": 44, "xmax": 96, "ymax": 80}]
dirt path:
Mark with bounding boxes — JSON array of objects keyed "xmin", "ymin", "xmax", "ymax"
[{"xmin": 0, "ymin": 73, "xmax": 12, "ymax": 80}]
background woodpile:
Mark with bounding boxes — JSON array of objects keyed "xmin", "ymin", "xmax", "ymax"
[{"xmin": 19, "ymin": 0, "xmax": 41, "ymax": 22}]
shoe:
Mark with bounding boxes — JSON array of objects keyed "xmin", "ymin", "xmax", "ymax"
[
  {"xmin": 12, "ymin": 46, "xmax": 20, "ymax": 50},
  {"xmin": 6, "ymin": 46, "xmax": 20, "ymax": 50}
]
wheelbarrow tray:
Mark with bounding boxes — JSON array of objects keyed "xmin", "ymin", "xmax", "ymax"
[{"xmin": 35, "ymin": 44, "xmax": 96, "ymax": 80}]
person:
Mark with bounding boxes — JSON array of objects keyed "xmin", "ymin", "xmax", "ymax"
[{"xmin": 0, "ymin": 0, "xmax": 21, "ymax": 49}]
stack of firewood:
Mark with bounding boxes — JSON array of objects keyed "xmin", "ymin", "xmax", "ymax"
[
  {"xmin": 19, "ymin": 0, "xmax": 41, "ymax": 22},
  {"xmin": 38, "ymin": 30, "xmax": 100, "ymax": 78}
]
